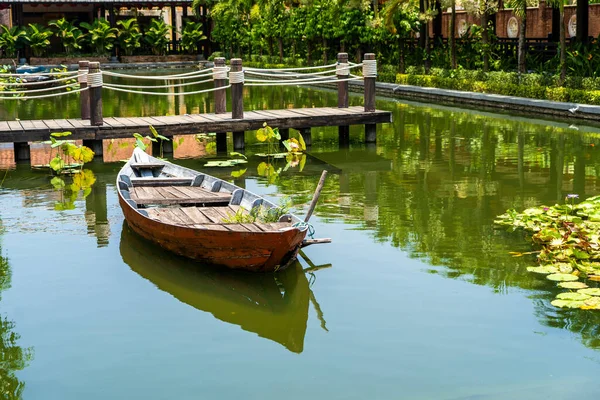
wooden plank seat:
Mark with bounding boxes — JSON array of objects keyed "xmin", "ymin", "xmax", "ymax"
[
  {"xmin": 146, "ymin": 206, "xmax": 292, "ymax": 232},
  {"xmin": 130, "ymin": 186, "xmax": 231, "ymax": 205},
  {"xmin": 130, "ymin": 177, "xmax": 195, "ymax": 187},
  {"xmin": 130, "ymin": 162, "xmax": 165, "ymax": 169}
]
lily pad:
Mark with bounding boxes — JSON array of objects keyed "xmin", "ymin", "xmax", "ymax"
[
  {"xmin": 546, "ymin": 273, "xmax": 579, "ymax": 282},
  {"xmin": 558, "ymin": 282, "xmax": 589, "ymax": 289},
  {"xmin": 556, "ymin": 292, "xmax": 591, "ymax": 301},
  {"xmin": 578, "ymin": 288, "xmax": 600, "ymax": 296},
  {"xmin": 588, "ymin": 275, "xmax": 600, "ymax": 282},
  {"xmin": 526, "ymin": 266, "xmax": 558, "ymax": 274},
  {"xmin": 551, "ymin": 299, "xmax": 586, "ymax": 308}
]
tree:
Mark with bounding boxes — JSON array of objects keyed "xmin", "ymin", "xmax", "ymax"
[
  {"xmin": 507, "ymin": 0, "xmax": 527, "ymax": 73},
  {"xmin": 382, "ymin": 0, "xmax": 420, "ymax": 73},
  {"xmin": 463, "ymin": 0, "xmax": 499, "ymax": 72},
  {"xmin": 547, "ymin": 0, "xmax": 566, "ymax": 84}
]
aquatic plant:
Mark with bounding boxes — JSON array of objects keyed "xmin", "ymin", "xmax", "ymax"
[
  {"xmin": 50, "ymin": 169, "xmax": 96, "ymax": 211},
  {"xmin": 40, "ymin": 131, "xmax": 94, "ymax": 174},
  {"xmin": 495, "ymin": 194, "xmax": 600, "ymax": 310},
  {"xmin": 221, "ymin": 197, "xmax": 292, "ymax": 224},
  {"xmin": 133, "ymin": 125, "xmax": 170, "ymax": 159}
]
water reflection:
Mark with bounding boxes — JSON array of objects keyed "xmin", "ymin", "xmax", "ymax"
[
  {"xmin": 0, "ymin": 215, "xmax": 33, "ymax": 399},
  {"xmin": 119, "ymin": 223, "xmax": 314, "ymax": 353}
]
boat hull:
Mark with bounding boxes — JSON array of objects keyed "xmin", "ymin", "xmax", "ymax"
[{"xmin": 119, "ymin": 196, "xmax": 307, "ymax": 272}]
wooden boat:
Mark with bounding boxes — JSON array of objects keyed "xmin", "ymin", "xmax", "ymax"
[{"xmin": 117, "ymin": 148, "xmax": 329, "ymax": 272}]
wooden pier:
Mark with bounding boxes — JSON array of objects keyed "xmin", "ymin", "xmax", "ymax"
[
  {"xmin": 0, "ymin": 106, "xmax": 391, "ymax": 143},
  {"xmin": 0, "ymin": 53, "xmax": 392, "ymax": 158}
]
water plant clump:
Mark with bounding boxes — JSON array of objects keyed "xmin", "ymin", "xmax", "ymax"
[{"xmin": 495, "ymin": 194, "xmax": 600, "ymax": 310}]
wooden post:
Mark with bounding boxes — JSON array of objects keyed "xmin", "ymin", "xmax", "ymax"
[
  {"xmin": 279, "ymin": 128, "xmax": 289, "ymax": 149},
  {"xmin": 79, "ymin": 61, "xmax": 90, "ymax": 120},
  {"xmin": 171, "ymin": 4, "xmax": 178, "ymax": 52},
  {"xmin": 231, "ymin": 58, "xmax": 244, "ymax": 150},
  {"xmin": 363, "ymin": 53, "xmax": 376, "ymax": 112},
  {"xmin": 214, "ymin": 57, "xmax": 227, "ymax": 114},
  {"xmin": 337, "ymin": 53, "xmax": 349, "ymax": 108},
  {"xmin": 214, "ymin": 57, "xmax": 228, "ymax": 153},
  {"xmin": 337, "ymin": 52, "xmax": 350, "ymax": 146},
  {"xmin": 88, "ymin": 62, "xmax": 103, "ymax": 126},
  {"xmin": 363, "ymin": 53, "xmax": 376, "ymax": 143},
  {"xmin": 300, "ymin": 128, "xmax": 312, "ymax": 147}
]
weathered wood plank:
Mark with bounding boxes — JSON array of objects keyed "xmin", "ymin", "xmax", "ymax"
[{"xmin": 7, "ymin": 121, "xmax": 22, "ymax": 131}]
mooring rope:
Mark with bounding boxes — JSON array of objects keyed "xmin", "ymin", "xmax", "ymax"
[
  {"xmin": 0, "ymin": 70, "xmax": 79, "ymax": 78},
  {"xmin": 293, "ymin": 221, "xmax": 316, "ymax": 239},
  {"xmin": 88, "ymin": 72, "xmax": 103, "ymax": 88},
  {"xmin": 213, "ymin": 66, "xmax": 229, "ymax": 80},
  {"xmin": 102, "ymin": 84, "xmax": 231, "ymax": 96},
  {"xmin": 102, "ymin": 77, "xmax": 215, "ymax": 90},
  {"xmin": 102, "ymin": 68, "xmax": 215, "ymax": 81},
  {"xmin": 0, "ymin": 73, "xmax": 87, "ymax": 87},
  {"xmin": 228, "ymin": 70, "xmax": 245, "ymax": 84},
  {"xmin": 0, "ymin": 82, "xmax": 80, "ymax": 94},
  {"xmin": 245, "ymin": 62, "xmax": 338, "ymax": 72},
  {"xmin": 362, "ymin": 59, "xmax": 377, "ymax": 77},
  {"xmin": 0, "ymin": 86, "xmax": 88, "ymax": 100}
]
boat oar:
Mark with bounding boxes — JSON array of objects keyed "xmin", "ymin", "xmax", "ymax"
[{"xmin": 301, "ymin": 170, "xmax": 332, "ymax": 247}]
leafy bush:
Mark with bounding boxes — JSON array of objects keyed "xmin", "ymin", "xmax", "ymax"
[
  {"xmin": 24, "ymin": 24, "xmax": 53, "ymax": 57},
  {"xmin": 144, "ymin": 19, "xmax": 171, "ymax": 56},
  {"xmin": 49, "ymin": 18, "xmax": 85, "ymax": 56},
  {"xmin": 81, "ymin": 19, "xmax": 117, "ymax": 56},
  {"xmin": 0, "ymin": 26, "xmax": 25, "ymax": 58},
  {"xmin": 117, "ymin": 18, "xmax": 142, "ymax": 56}
]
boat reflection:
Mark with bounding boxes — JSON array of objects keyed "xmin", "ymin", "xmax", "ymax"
[{"xmin": 119, "ymin": 223, "xmax": 310, "ymax": 353}]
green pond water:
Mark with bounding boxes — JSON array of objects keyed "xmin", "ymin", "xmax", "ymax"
[{"xmin": 2, "ymin": 75, "xmax": 600, "ymax": 399}]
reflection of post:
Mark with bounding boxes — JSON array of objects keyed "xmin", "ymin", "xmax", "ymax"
[
  {"xmin": 449, "ymin": 121, "xmax": 456, "ymax": 180},
  {"xmin": 233, "ymin": 176, "xmax": 246, "ymax": 189},
  {"xmin": 85, "ymin": 180, "xmax": 109, "ymax": 247},
  {"xmin": 231, "ymin": 58, "xmax": 245, "ymax": 151},
  {"xmin": 364, "ymin": 171, "xmax": 378, "ymax": 225},
  {"xmin": 337, "ymin": 52, "xmax": 350, "ymax": 147},
  {"xmin": 556, "ymin": 133, "xmax": 565, "ymax": 203},
  {"xmin": 339, "ymin": 171, "xmax": 350, "ymax": 214},
  {"xmin": 573, "ymin": 135, "xmax": 586, "ymax": 197},
  {"xmin": 518, "ymin": 129, "xmax": 525, "ymax": 192}
]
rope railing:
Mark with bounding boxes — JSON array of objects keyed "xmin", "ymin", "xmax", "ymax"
[
  {"xmin": 102, "ymin": 84, "xmax": 231, "ymax": 96},
  {"xmin": 102, "ymin": 68, "xmax": 218, "ymax": 81},
  {"xmin": 0, "ymin": 73, "xmax": 86, "ymax": 87},
  {"xmin": 0, "ymin": 70, "xmax": 79, "ymax": 78},
  {"xmin": 0, "ymin": 82, "xmax": 81, "ymax": 95},
  {"xmin": 0, "ymin": 86, "xmax": 88, "ymax": 100}
]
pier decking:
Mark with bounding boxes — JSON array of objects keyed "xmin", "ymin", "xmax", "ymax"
[{"xmin": 0, "ymin": 106, "xmax": 391, "ymax": 143}]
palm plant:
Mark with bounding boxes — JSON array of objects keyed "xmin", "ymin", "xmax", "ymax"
[
  {"xmin": 180, "ymin": 20, "xmax": 207, "ymax": 54},
  {"xmin": 24, "ymin": 24, "xmax": 54, "ymax": 57},
  {"xmin": 507, "ymin": 0, "xmax": 527, "ymax": 73},
  {"xmin": 382, "ymin": 0, "xmax": 420, "ymax": 73},
  {"xmin": 144, "ymin": 19, "xmax": 171, "ymax": 56},
  {"xmin": 80, "ymin": 18, "xmax": 118, "ymax": 56},
  {"xmin": 0, "ymin": 26, "xmax": 26, "ymax": 58},
  {"xmin": 49, "ymin": 18, "xmax": 85, "ymax": 55},
  {"xmin": 117, "ymin": 18, "xmax": 142, "ymax": 56}
]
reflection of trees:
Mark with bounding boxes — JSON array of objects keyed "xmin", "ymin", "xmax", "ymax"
[
  {"xmin": 0, "ymin": 217, "xmax": 33, "ymax": 399},
  {"xmin": 269, "ymin": 104, "xmax": 600, "ymax": 350}
]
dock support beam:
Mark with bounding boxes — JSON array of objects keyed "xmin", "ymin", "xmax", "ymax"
[
  {"xmin": 299, "ymin": 128, "xmax": 312, "ymax": 147},
  {"xmin": 363, "ymin": 53, "xmax": 377, "ymax": 143},
  {"xmin": 14, "ymin": 142, "xmax": 29, "ymax": 162},
  {"xmin": 337, "ymin": 52, "xmax": 350, "ymax": 147},
  {"xmin": 279, "ymin": 128, "xmax": 289, "ymax": 148},
  {"xmin": 83, "ymin": 140, "xmax": 103, "ymax": 157},
  {"xmin": 88, "ymin": 62, "xmax": 103, "ymax": 126},
  {"xmin": 213, "ymin": 57, "xmax": 228, "ymax": 154},
  {"xmin": 79, "ymin": 61, "xmax": 90, "ymax": 120},
  {"xmin": 231, "ymin": 58, "xmax": 245, "ymax": 150}
]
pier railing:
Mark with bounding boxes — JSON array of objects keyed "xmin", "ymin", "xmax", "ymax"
[{"xmin": 0, "ymin": 53, "xmax": 382, "ymax": 150}]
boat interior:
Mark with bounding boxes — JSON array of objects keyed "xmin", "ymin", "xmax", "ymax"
[{"xmin": 117, "ymin": 151, "xmax": 303, "ymax": 233}]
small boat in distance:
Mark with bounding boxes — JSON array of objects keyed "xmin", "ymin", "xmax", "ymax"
[{"xmin": 117, "ymin": 148, "xmax": 330, "ymax": 272}]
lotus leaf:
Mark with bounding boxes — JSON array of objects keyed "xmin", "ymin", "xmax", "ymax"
[
  {"xmin": 557, "ymin": 264, "xmax": 574, "ymax": 273},
  {"xmin": 556, "ymin": 292, "xmax": 591, "ymax": 301},
  {"xmin": 558, "ymin": 282, "xmax": 589, "ymax": 289},
  {"xmin": 577, "ymin": 288, "xmax": 600, "ymax": 296},
  {"xmin": 546, "ymin": 273, "xmax": 579, "ymax": 282},
  {"xmin": 551, "ymin": 299, "xmax": 586, "ymax": 308},
  {"xmin": 526, "ymin": 266, "xmax": 559, "ymax": 274}
]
